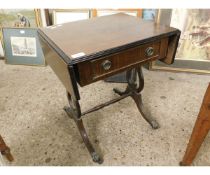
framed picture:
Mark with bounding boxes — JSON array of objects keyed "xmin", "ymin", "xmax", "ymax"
[
  {"xmin": 2, "ymin": 28, "xmax": 45, "ymax": 66},
  {"xmin": 93, "ymin": 9, "xmax": 142, "ymax": 18},
  {"xmin": 142, "ymin": 9, "xmax": 157, "ymax": 20},
  {"xmin": 150, "ymin": 9, "xmax": 210, "ymax": 74},
  {"xmin": 0, "ymin": 9, "xmax": 42, "ymax": 58},
  {"xmin": 0, "ymin": 9, "xmax": 41, "ymax": 28},
  {"xmin": 52, "ymin": 9, "xmax": 90, "ymax": 25}
]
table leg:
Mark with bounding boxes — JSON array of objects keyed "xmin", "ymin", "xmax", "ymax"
[
  {"xmin": 63, "ymin": 66, "xmax": 159, "ymax": 163},
  {"xmin": 113, "ymin": 66, "xmax": 159, "ymax": 129},
  {"xmin": 131, "ymin": 92, "xmax": 159, "ymax": 129},
  {"xmin": 180, "ymin": 84, "xmax": 210, "ymax": 166},
  {"xmin": 0, "ymin": 135, "xmax": 14, "ymax": 162},
  {"xmin": 63, "ymin": 93, "xmax": 103, "ymax": 164}
]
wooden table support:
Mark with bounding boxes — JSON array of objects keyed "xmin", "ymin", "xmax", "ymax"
[
  {"xmin": 0, "ymin": 135, "xmax": 14, "ymax": 162},
  {"xmin": 63, "ymin": 66, "xmax": 159, "ymax": 164},
  {"xmin": 180, "ymin": 83, "xmax": 210, "ymax": 166},
  {"xmin": 38, "ymin": 13, "xmax": 180, "ymax": 164}
]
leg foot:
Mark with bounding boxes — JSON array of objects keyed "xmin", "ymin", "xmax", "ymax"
[
  {"xmin": 91, "ymin": 152, "xmax": 104, "ymax": 164},
  {"xmin": 0, "ymin": 135, "xmax": 14, "ymax": 162},
  {"xmin": 131, "ymin": 92, "xmax": 160, "ymax": 129},
  {"xmin": 179, "ymin": 161, "xmax": 188, "ymax": 166},
  {"xmin": 150, "ymin": 120, "xmax": 160, "ymax": 130},
  {"xmin": 1, "ymin": 148, "xmax": 14, "ymax": 162}
]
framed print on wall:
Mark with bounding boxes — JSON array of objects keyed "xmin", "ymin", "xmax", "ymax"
[
  {"xmin": 142, "ymin": 9, "xmax": 157, "ymax": 20},
  {"xmin": 2, "ymin": 28, "xmax": 45, "ymax": 66},
  {"xmin": 150, "ymin": 9, "xmax": 210, "ymax": 74},
  {"xmin": 52, "ymin": 9, "xmax": 90, "ymax": 25},
  {"xmin": 0, "ymin": 9, "xmax": 43, "ymax": 58},
  {"xmin": 0, "ymin": 9, "xmax": 42, "ymax": 28}
]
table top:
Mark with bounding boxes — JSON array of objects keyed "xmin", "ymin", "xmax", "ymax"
[{"xmin": 38, "ymin": 13, "xmax": 180, "ymax": 64}]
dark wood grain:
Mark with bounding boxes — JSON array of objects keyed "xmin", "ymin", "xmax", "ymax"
[
  {"xmin": 91, "ymin": 41, "xmax": 160, "ymax": 78},
  {"xmin": 39, "ymin": 34, "xmax": 80, "ymax": 100},
  {"xmin": 38, "ymin": 13, "xmax": 180, "ymax": 65},
  {"xmin": 77, "ymin": 37, "xmax": 168, "ymax": 86},
  {"xmin": 160, "ymin": 33, "xmax": 180, "ymax": 64},
  {"xmin": 38, "ymin": 13, "xmax": 180, "ymax": 90},
  {"xmin": 181, "ymin": 84, "xmax": 210, "ymax": 166}
]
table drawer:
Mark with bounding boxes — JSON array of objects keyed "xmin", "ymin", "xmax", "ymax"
[
  {"xmin": 77, "ymin": 38, "xmax": 168, "ymax": 86},
  {"xmin": 91, "ymin": 41, "xmax": 160, "ymax": 79}
]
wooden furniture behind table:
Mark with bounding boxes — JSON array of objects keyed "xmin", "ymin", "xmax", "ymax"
[
  {"xmin": 91, "ymin": 9, "xmax": 143, "ymax": 18},
  {"xmin": 181, "ymin": 83, "xmax": 210, "ymax": 166},
  {"xmin": 0, "ymin": 135, "xmax": 14, "ymax": 162},
  {"xmin": 38, "ymin": 13, "xmax": 180, "ymax": 164}
]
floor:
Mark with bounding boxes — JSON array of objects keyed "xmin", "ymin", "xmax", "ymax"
[{"xmin": 0, "ymin": 60, "xmax": 210, "ymax": 166}]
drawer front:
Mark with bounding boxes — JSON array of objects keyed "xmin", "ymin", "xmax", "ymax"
[
  {"xmin": 91, "ymin": 41, "xmax": 161, "ymax": 79},
  {"xmin": 77, "ymin": 37, "xmax": 168, "ymax": 86}
]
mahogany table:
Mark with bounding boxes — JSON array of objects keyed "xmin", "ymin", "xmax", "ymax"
[{"xmin": 38, "ymin": 13, "xmax": 180, "ymax": 164}]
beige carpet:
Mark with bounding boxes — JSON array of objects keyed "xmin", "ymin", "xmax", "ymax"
[{"xmin": 0, "ymin": 60, "xmax": 210, "ymax": 166}]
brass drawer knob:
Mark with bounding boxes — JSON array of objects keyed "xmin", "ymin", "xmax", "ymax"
[
  {"xmin": 101, "ymin": 60, "xmax": 112, "ymax": 71},
  {"xmin": 145, "ymin": 47, "xmax": 154, "ymax": 57}
]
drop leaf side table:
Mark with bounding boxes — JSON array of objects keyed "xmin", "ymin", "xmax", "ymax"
[{"xmin": 38, "ymin": 13, "xmax": 180, "ymax": 164}]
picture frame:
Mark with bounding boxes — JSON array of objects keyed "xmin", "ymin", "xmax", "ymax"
[
  {"xmin": 0, "ymin": 9, "xmax": 43, "ymax": 58},
  {"xmin": 52, "ymin": 9, "xmax": 90, "ymax": 25},
  {"xmin": 0, "ymin": 9, "xmax": 42, "ymax": 28},
  {"xmin": 142, "ymin": 9, "xmax": 157, "ymax": 20},
  {"xmin": 43, "ymin": 9, "xmax": 52, "ymax": 26},
  {"xmin": 2, "ymin": 28, "xmax": 45, "ymax": 66},
  {"xmin": 39, "ymin": 9, "xmax": 48, "ymax": 27},
  {"xmin": 150, "ymin": 9, "xmax": 210, "ymax": 74},
  {"xmin": 93, "ymin": 9, "xmax": 142, "ymax": 18}
]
